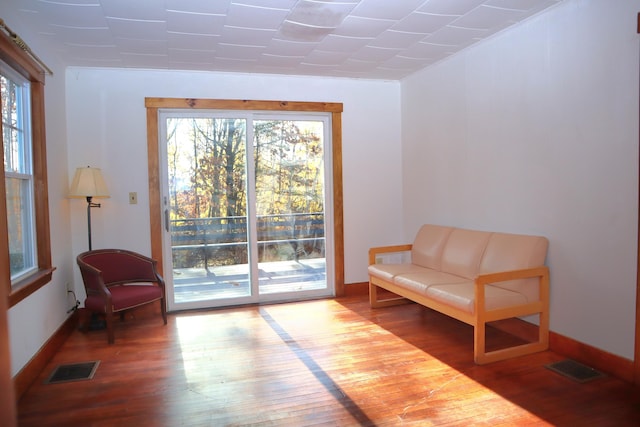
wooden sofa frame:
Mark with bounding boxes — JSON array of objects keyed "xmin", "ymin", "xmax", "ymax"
[{"xmin": 369, "ymin": 244, "xmax": 550, "ymax": 364}]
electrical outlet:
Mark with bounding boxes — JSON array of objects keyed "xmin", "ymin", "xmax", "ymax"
[{"xmin": 129, "ymin": 192, "xmax": 137, "ymax": 204}]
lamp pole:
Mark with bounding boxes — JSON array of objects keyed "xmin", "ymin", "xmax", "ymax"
[{"xmin": 86, "ymin": 196, "xmax": 102, "ymax": 251}]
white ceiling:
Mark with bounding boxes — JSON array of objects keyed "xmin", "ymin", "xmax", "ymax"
[{"xmin": 6, "ymin": 0, "xmax": 563, "ymax": 80}]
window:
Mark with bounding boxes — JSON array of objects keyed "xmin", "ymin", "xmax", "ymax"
[
  {"xmin": 0, "ymin": 30, "xmax": 54, "ymax": 307},
  {"xmin": 1, "ymin": 62, "xmax": 37, "ymax": 282}
]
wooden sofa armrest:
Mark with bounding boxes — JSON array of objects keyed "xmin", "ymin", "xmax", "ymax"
[
  {"xmin": 476, "ymin": 266, "xmax": 549, "ymax": 284},
  {"xmin": 474, "ymin": 266, "xmax": 550, "ymax": 364},
  {"xmin": 475, "ymin": 266, "xmax": 550, "ymax": 314},
  {"xmin": 368, "ymin": 244, "xmax": 413, "ymax": 265}
]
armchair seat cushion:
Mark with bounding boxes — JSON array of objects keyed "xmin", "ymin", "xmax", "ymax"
[{"xmin": 85, "ymin": 284, "xmax": 163, "ymax": 312}]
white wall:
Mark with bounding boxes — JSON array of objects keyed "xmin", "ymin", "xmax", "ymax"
[
  {"xmin": 4, "ymin": 0, "xmax": 636, "ymax": 375},
  {"xmin": 0, "ymin": 2, "xmax": 76, "ymax": 375},
  {"xmin": 65, "ymin": 68, "xmax": 403, "ymax": 296},
  {"xmin": 401, "ymin": 0, "xmax": 639, "ymax": 360}
]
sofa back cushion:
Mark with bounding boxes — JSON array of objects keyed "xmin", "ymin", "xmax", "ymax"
[
  {"xmin": 479, "ymin": 232, "xmax": 549, "ymax": 301},
  {"xmin": 411, "ymin": 224, "xmax": 454, "ymax": 270},
  {"xmin": 440, "ymin": 229, "xmax": 491, "ymax": 279}
]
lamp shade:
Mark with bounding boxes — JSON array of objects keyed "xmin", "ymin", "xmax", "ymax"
[{"xmin": 69, "ymin": 166, "xmax": 110, "ymax": 198}]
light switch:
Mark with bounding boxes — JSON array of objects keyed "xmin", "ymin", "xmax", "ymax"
[{"xmin": 129, "ymin": 192, "xmax": 137, "ymax": 204}]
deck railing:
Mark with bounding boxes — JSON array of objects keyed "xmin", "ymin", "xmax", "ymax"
[{"xmin": 170, "ymin": 213, "xmax": 325, "ymax": 268}]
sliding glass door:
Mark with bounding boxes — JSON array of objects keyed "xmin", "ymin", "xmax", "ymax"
[{"xmin": 159, "ymin": 111, "xmax": 333, "ymax": 311}]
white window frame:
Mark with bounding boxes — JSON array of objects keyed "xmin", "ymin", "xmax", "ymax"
[{"xmin": 158, "ymin": 110, "xmax": 335, "ymax": 311}]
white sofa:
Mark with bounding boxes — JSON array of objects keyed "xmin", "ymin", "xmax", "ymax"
[{"xmin": 368, "ymin": 224, "xmax": 550, "ymax": 364}]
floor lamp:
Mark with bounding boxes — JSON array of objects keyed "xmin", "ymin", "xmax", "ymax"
[{"xmin": 69, "ymin": 166, "xmax": 110, "ymax": 251}]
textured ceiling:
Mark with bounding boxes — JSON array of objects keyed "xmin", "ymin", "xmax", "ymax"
[{"xmin": 4, "ymin": 0, "xmax": 562, "ymax": 80}]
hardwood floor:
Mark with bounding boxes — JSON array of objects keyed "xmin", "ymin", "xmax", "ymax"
[{"xmin": 17, "ymin": 295, "xmax": 640, "ymax": 426}]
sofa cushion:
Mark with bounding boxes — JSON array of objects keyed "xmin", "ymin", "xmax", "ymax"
[
  {"xmin": 479, "ymin": 232, "xmax": 549, "ymax": 302},
  {"xmin": 368, "ymin": 263, "xmax": 428, "ymax": 282},
  {"xmin": 426, "ymin": 283, "xmax": 528, "ymax": 314},
  {"xmin": 411, "ymin": 224, "xmax": 454, "ymax": 270},
  {"xmin": 393, "ymin": 270, "xmax": 469, "ymax": 295},
  {"xmin": 440, "ymin": 229, "xmax": 491, "ymax": 279}
]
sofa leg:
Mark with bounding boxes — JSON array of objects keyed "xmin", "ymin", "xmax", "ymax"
[
  {"xmin": 369, "ymin": 281, "xmax": 379, "ymax": 307},
  {"xmin": 474, "ymin": 322, "xmax": 487, "ymax": 364},
  {"xmin": 369, "ymin": 281, "xmax": 409, "ymax": 308},
  {"xmin": 474, "ymin": 316, "xmax": 549, "ymax": 364}
]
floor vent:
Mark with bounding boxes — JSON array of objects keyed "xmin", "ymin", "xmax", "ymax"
[
  {"xmin": 45, "ymin": 361, "xmax": 100, "ymax": 384},
  {"xmin": 545, "ymin": 359, "xmax": 605, "ymax": 383}
]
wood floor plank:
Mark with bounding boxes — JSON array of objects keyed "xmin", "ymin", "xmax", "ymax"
[{"xmin": 17, "ymin": 296, "xmax": 640, "ymax": 426}]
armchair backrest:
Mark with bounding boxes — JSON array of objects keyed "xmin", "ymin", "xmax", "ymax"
[{"xmin": 77, "ymin": 249, "xmax": 163, "ymax": 289}]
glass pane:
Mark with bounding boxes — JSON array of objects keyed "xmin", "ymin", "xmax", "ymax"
[
  {"xmin": 167, "ymin": 117, "xmax": 249, "ymax": 303},
  {"xmin": 253, "ymin": 119, "xmax": 326, "ymax": 294},
  {"xmin": 5, "ymin": 176, "xmax": 36, "ymax": 278},
  {"xmin": 1, "ymin": 75, "xmax": 27, "ymax": 174}
]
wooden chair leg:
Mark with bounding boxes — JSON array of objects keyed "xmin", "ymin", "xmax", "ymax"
[
  {"xmin": 160, "ymin": 298, "xmax": 167, "ymax": 325},
  {"xmin": 106, "ymin": 312, "xmax": 115, "ymax": 344}
]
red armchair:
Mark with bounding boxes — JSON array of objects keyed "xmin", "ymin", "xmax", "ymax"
[{"xmin": 77, "ymin": 249, "xmax": 167, "ymax": 344}]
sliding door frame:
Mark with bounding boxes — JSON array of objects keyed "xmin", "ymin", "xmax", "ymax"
[{"xmin": 145, "ymin": 98, "xmax": 345, "ymax": 297}]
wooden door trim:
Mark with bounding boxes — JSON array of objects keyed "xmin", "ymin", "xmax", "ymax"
[
  {"xmin": 635, "ymin": 12, "xmax": 640, "ymax": 385},
  {"xmin": 145, "ymin": 98, "xmax": 345, "ymax": 298}
]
